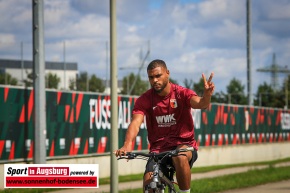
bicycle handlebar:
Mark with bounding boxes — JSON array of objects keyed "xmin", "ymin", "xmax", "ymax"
[{"xmin": 117, "ymin": 146, "xmax": 195, "ymax": 160}]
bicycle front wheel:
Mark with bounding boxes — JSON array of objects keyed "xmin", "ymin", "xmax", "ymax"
[
  {"xmin": 153, "ymin": 189, "xmax": 164, "ymax": 193},
  {"xmin": 144, "ymin": 187, "xmax": 165, "ymax": 193}
]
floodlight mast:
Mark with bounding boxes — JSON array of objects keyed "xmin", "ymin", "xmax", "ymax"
[
  {"xmin": 129, "ymin": 43, "xmax": 150, "ymax": 95},
  {"xmin": 246, "ymin": 0, "xmax": 253, "ymax": 106},
  {"xmin": 32, "ymin": 0, "xmax": 46, "ymax": 164},
  {"xmin": 119, "ymin": 41, "xmax": 150, "ymax": 95},
  {"xmin": 110, "ymin": 0, "xmax": 118, "ymax": 193},
  {"xmin": 257, "ymin": 53, "xmax": 290, "ymax": 109}
]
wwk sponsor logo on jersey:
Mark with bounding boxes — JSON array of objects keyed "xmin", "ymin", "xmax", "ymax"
[{"xmin": 155, "ymin": 113, "xmax": 176, "ymax": 127}]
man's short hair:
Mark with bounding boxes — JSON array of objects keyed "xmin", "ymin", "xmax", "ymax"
[{"xmin": 147, "ymin": 59, "xmax": 167, "ymax": 71}]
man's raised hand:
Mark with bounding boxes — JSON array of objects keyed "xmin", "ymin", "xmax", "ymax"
[{"xmin": 202, "ymin": 72, "xmax": 215, "ymax": 96}]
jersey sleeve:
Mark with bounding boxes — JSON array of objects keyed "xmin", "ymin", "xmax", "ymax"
[
  {"xmin": 132, "ymin": 95, "xmax": 147, "ymax": 116},
  {"xmin": 184, "ymin": 88, "xmax": 197, "ymax": 107}
]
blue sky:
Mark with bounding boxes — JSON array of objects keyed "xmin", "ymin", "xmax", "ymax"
[{"xmin": 0, "ymin": 0, "xmax": 290, "ymax": 95}]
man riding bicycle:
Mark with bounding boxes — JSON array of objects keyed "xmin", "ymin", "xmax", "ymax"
[{"xmin": 115, "ymin": 59, "xmax": 215, "ymax": 193}]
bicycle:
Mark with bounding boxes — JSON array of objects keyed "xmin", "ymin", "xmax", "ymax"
[{"xmin": 118, "ymin": 146, "xmax": 195, "ymax": 193}]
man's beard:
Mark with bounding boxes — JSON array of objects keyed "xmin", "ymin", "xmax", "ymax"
[{"xmin": 153, "ymin": 81, "xmax": 168, "ymax": 93}]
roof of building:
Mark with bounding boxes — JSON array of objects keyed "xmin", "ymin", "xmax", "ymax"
[
  {"xmin": 0, "ymin": 58, "xmax": 78, "ymax": 71},
  {"xmin": 102, "ymin": 79, "xmax": 123, "ymax": 88}
]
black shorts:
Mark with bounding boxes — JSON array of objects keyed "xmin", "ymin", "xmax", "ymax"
[{"xmin": 144, "ymin": 148, "xmax": 198, "ymax": 176}]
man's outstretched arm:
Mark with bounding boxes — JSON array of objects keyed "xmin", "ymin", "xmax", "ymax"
[{"xmin": 115, "ymin": 113, "xmax": 144, "ymax": 156}]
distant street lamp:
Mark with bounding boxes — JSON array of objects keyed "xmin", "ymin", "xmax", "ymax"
[
  {"xmin": 258, "ymin": 92, "xmax": 269, "ymax": 107},
  {"xmin": 119, "ymin": 67, "xmax": 134, "ymax": 95},
  {"xmin": 285, "ymin": 78, "xmax": 288, "ymax": 109},
  {"xmin": 258, "ymin": 92, "xmax": 281, "ymax": 107}
]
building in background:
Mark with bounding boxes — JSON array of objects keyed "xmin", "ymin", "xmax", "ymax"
[
  {"xmin": 0, "ymin": 58, "xmax": 78, "ymax": 90},
  {"xmin": 102, "ymin": 79, "xmax": 123, "ymax": 94}
]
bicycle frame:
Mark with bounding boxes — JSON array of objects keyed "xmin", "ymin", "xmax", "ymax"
[
  {"xmin": 144, "ymin": 157, "xmax": 176, "ymax": 193},
  {"xmin": 118, "ymin": 146, "xmax": 195, "ymax": 193}
]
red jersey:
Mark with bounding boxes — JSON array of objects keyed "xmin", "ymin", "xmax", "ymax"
[{"xmin": 132, "ymin": 83, "xmax": 198, "ymax": 153}]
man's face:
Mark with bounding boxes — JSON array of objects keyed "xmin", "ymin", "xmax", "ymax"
[{"xmin": 147, "ymin": 66, "xmax": 169, "ymax": 93}]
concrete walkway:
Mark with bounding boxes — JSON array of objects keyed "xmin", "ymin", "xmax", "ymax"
[
  {"xmin": 46, "ymin": 162, "xmax": 290, "ymax": 193},
  {"xmin": 221, "ymin": 179, "xmax": 290, "ymax": 193}
]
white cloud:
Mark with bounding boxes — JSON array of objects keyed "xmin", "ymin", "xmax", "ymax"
[
  {"xmin": 257, "ymin": 0, "xmax": 290, "ymax": 20},
  {"xmin": 0, "ymin": 34, "xmax": 15, "ymax": 44},
  {"xmin": 48, "ymin": 14, "xmax": 109, "ymax": 39},
  {"xmin": 198, "ymin": 0, "xmax": 244, "ymax": 22},
  {"xmin": 44, "ymin": 0, "xmax": 73, "ymax": 25},
  {"xmin": 0, "ymin": 0, "xmax": 31, "ymax": 38}
]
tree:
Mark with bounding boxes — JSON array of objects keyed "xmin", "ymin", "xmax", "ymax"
[
  {"xmin": 284, "ymin": 75, "xmax": 290, "ymax": 108},
  {"xmin": 169, "ymin": 78, "xmax": 178, "ymax": 85},
  {"xmin": 193, "ymin": 77, "xmax": 206, "ymax": 96},
  {"xmin": 69, "ymin": 78, "xmax": 76, "ymax": 90},
  {"xmin": 121, "ymin": 73, "xmax": 148, "ymax": 96},
  {"xmin": 89, "ymin": 74, "xmax": 105, "ymax": 92},
  {"xmin": 254, "ymin": 81, "xmax": 288, "ymax": 108},
  {"xmin": 254, "ymin": 82, "xmax": 274, "ymax": 107},
  {"xmin": 183, "ymin": 77, "xmax": 227, "ymax": 103},
  {"xmin": 23, "ymin": 72, "xmax": 34, "ymax": 87},
  {"xmin": 182, "ymin": 77, "xmax": 203, "ymax": 96},
  {"xmin": 76, "ymin": 72, "xmax": 105, "ymax": 92},
  {"xmin": 270, "ymin": 90, "xmax": 285, "ymax": 108},
  {"xmin": 76, "ymin": 72, "xmax": 89, "ymax": 91},
  {"xmin": 0, "ymin": 73, "xmax": 18, "ymax": 85},
  {"xmin": 273, "ymin": 75, "xmax": 290, "ymax": 109},
  {"xmin": 226, "ymin": 78, "xmax": 247, "ymax": 105},
  {"xmin": 211, "ymin": 91, "xmax": 228, "ymax": 103},
  {"xmin": 183, "ymin": 78, "xmax": 193, "ymax": 89},
  {"xmin": 46, "ymin": 73, "xmax": 60, "ymax": 89}
]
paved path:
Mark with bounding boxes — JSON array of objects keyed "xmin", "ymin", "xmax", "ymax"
[
  {"xmin": 221, "ymin": 179, "xmax": 290, "ymax": 193},
  {"xmin": 46, "ymin": 162, "xmax": 290, "ymax": 193}
]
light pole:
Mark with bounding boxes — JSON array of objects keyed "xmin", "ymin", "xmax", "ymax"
[
  {"xmin": 285, "ymin": 77, "xmax": 288, "ymax": 109},
  {"xmin": 21, "ymin": 41, "xmax": 24, "ymax": 84},
  {"xmin": 63, "ymin": 41, "xmax": 66, "ymax": 90},
  {"xmin": 258, "ymin": 92, "xmax": 275, "ymax": 107},
  {"xmin": 110, "ymin": 1, "xmax": 118, "ymax": 192},
  {"xmin": 32, "ymin": 0, "xmax": 46, "ymax": 164},
  {"xmin": 228, "ymin": 94, "xmax": 231, "ymax": 104},
  {"xmin": 119, "ymin": 66, "xmax": 147, "ymax": 95},
  {"xmin": 246, "ymin": 0, "xmax": 253, "ymax": 106},
  {"xmin": 258, "ymin": 92, "xmax": 269, "ymax": 107},
  {"xmin": 126, "ymin": 76, "xmax": 129, "ymax": 95},
  {"xmin": 119, "ymin": 68, "xmax": 132, "ymax": 95}
]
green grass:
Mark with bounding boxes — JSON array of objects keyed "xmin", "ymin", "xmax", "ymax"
[
  {"xmin": 189, "ymin": 166, "xmax": 290, "ymax": 193},
  {"xmin": 1, "ymin": 157, "xmax": 290, "ymax": 193},
  {"xmin": 190, "ymin": 157, "xmax": 290, "ymax": 173},
  {"xmin": 118, "ymin": 166, "xmax": 290, "ymax": 193},
  {"xmin": 99, "ymin": 157, "xmax": 290, "ymax": 185},
  {"xmin": 0, "ymin": 188, "xmax": 61, "ymax": 193}
]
